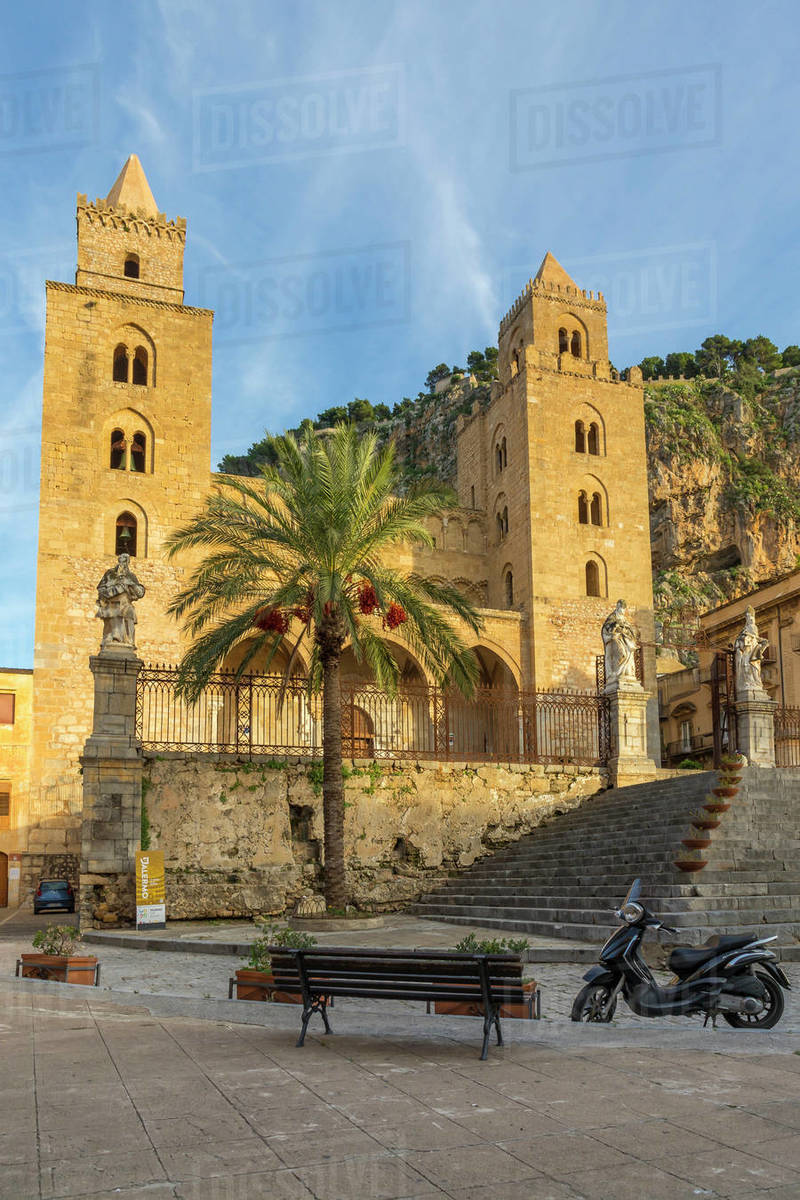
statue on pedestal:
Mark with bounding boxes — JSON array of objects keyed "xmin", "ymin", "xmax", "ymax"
[
  {"xmin": 734, "ymin": 606, "xmax": 768, "ymax": 697},
  {"xmin": 601, "ymin": 599, "xmax": 639, "ymax": 689},
  {"xmin": 95, "ymin": 553, "xmax": 145, "ymax": 649}
]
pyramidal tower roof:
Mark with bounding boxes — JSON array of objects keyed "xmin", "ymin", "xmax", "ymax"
[
  {"xmin": 533, "ymin": 251, "xmax": 579, "ymax": 291},
  {"xmin": 105, "ymin": 154, "xmax": 158, "ymax": 217}
]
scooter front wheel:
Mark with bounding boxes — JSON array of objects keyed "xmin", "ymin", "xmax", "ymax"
[
  {"xmin": 571, "ymin": 982, "xmax": 618, "ymax": 1022},
  {"xmin": 722, "ymin": 971, "xmax": 785, "ymax": 1029}
]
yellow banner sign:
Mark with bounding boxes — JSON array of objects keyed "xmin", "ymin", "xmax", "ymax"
[{"xmin": 135, "ymin": 850, "xmax": 166, "ymax": 928}]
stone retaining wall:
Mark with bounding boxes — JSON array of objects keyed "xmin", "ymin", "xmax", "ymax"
[{"xmin": 142, "ymin": 755, "xmax": 608, "ymax": 919}]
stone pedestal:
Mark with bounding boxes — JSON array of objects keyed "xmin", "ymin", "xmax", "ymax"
[
  {"xmin": 79, "ymin": 647, "xmax": 143, "ymax": 927},
  {"xmin": 734, "ymin": 694, "xmax": 777, "ymax": 767},
  {"xmin": 606, "ymin": 683, "xmax": 658, "ymax": 788}
]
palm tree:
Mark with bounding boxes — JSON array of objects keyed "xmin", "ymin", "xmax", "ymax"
[{"xmin": 165, "ymin": 423, "xmax": 483, "ymax": 909}]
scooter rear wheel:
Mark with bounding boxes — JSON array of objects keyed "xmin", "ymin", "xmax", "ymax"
[
  {"xmin": 571, "ymin": 982, "xmax": 617, "ymax": 1022},
  {"xmin": 722, "ymin": 971, "xmax": 784, "ymax": 1029}
]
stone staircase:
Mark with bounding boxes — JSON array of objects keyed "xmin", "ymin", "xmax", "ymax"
[{"xmin": 412, "ymin": 768, "xmax": 800, "ymax": 957}]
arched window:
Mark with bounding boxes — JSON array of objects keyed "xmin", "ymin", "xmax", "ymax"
[
  {"xmin": 578, "ymin": 491, "xmax": 589, "ymax": 524},
  {"xmin": 124, "ymin": 254, "xmax": 140, "ymax": 279},
  {"xmin": 115, "ymin": 512, "xmax": 137, "ymax": 557},
  {"xmin": 501, "ymin": 437, "xmax": 507, "ymax": 468},
  {"xmin": 571, "ymin": 330, "xmax": 582, "ymax": 358},
  {"xmin": 132, "ymin": 346, "xmax": 148, "ymax": 387},
  {"xmin": 110, "ymin": 429, "xmax": 126, "ymax": 471},
  {"xmin": 585, "ymin": 560, "xmax": 600, "ymax": 596},
  {"xmin": 587, "ymin": 422, "xmax": 600, "ymax": 455},
  {"xmin": 504, "ymin": 570, "xmax": 514, "ymax": 608},
  {"xmin": 511, "ymin": 349, "xmax": 520, "ymax": 376},
  {"xmin": 109, "ymin": 429, "xmax": 126, "ymax": 470},
  {"xmin": 470, "ymin": 485, "xmax": 475, "ymax": 509},
  {"xmin": 130, "ymin": 432, "xmax": 147, "ymax": 474},
  {"xmin": 558, "ymin": 328, "xmax": 569, "ymax": 354},
  {"xmin": 590, "ymin": 492, "xmax": 602, "ymax": 526},
  {"xmin": 574, "ymin": 420, "xmax": 586, "ymax": 453},
  {"xmin": 496, "ymin": 513, "xmax": 504, "ymax": 541},
  {"xmin": 502, "ymin": 506, "xmax": 509, "ymax": 536},
  {"xmin": 496, "ymin": 444, "xmax": 503, "ymax": 473},
  {"xmin": 113, "ymin": 345, "xmax": 128, "ymax": 383}
]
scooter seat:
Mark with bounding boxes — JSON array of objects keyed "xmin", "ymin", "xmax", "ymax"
[{"xmin": 668, "ymin": 934, "xmax": 755, "ymax": 977}]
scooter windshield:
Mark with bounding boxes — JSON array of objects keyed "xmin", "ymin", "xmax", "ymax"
[{"xmin": 623, "ymin": 878, "xmax": 642, "ymax": 907}]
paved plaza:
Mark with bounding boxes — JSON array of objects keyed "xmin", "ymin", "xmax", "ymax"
[{"xmin": 2, "ymin": 908, "xmax": 799, "ymax": 1199}]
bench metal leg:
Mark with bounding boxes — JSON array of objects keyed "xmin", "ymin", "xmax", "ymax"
[
  {"xmin": 494, "ymin": 1007, "xmax": 504, "ymax": 1047},
  {"xmin": 480, "ymin": 1012, "xmax": 492, "ymax": 1060},
  {"xmin": 296, "ymin": 995, "xmax": 332, "ymax": 1047}
]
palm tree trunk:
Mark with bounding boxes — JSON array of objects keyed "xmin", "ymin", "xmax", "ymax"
[{"xmin": 321, "ymin": 649, "xmax": 347, "ymax": 909}]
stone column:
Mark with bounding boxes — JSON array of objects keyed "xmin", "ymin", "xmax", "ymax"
[
  {"xmin": 606, "ymin": 681, "xmax": 658, "ymax": 788},
  {"xmin": 734, "ymin": 696, "xmax": 777, "ymax": 767},
  {"xmin": 79, "ymin": 646, "xmax": 143, "ymax": 927}
]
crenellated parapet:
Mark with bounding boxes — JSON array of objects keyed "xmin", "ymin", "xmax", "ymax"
[
  {"xmin": 77, "ymin": 194, "xmax": 186, "ymax": 243},
  {"xmin": 499, "ymin": 275, "xmax": 606, "ymax": 336}
]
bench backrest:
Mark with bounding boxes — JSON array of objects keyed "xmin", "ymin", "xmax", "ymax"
[{"xmin": 267, "ymin": 946, "xmax": 525, "ymax": 1004}]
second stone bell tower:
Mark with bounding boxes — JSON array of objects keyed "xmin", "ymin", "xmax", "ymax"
[
  {"xmin": 456, "ymin": 251, "xmax": 658, "ymax": 755},
  {"xmin": 32, "ymin": 155, "xmax": 215, "ymax": 791}
]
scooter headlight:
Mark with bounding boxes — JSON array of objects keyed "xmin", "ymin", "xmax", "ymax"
[{"xmin": 617, "ymin": 902, "xmax": 644, "ymax": 923}]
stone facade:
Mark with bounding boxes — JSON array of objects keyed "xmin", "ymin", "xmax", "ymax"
[
  {"xmin": 15, "ymin": 155, "xmax": 659, "ymax": 823},
  {"xmin": 140, "ymin": 755, "xmax": 607, "ymax": 920}
]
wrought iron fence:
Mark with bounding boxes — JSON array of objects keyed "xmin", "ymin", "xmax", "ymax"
[
  {"xmin": 775, "ymin": 706, "xmax": 800, "ymax": 768},
  {"xmin": 136, "ymin": 666, "xmax": 610, "ymax": 766}
]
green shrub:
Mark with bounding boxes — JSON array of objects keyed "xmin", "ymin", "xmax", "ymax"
[
  {"xmin": 454, "ymin": 932, "xmax": 529, "ymax": 955},
  {"xmin": 246, "ymin": 922, "xmax": 317, "ymax": 972},
  {"xmin": 677, "ymin": 758, "xmax": 704, "ymax": 770},
  {"xmin": 32, "ymin": 925, "xmax": 82, "ymax": 956}
]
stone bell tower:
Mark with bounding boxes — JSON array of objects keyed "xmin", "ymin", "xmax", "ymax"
[
  {"xmin": 456, "ymin": 251, "xmax": 658, "ymax": 756},
  {"xmin": 32, "ymin": 156, "xmax": 215, "ymax": 793}
]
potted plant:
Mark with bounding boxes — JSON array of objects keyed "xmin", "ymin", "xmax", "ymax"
[
  {"xmin": 673, "ymin": 847, "xmax": 708, "ymax": 873},
  {"xmin": 689, "ymin": 809, "xmax": 720, "ymax": 831},
  {"xmin": 432, "ymin": 934, "xmax": 538, "ymax": 1020},
  {"xmin": 18, "ymin": 925, "xmax": 99, "ymax": 986},
  {"xmin": 232, "ymin": 922, "xmax": 318, "ymax": 1003}
]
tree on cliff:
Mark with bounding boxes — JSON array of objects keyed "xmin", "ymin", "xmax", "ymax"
[{"xmin": 165, "ymin": 423, "xmax": 482, "ymax": 909}]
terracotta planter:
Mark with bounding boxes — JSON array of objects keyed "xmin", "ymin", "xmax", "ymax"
[
  {"xmin": 233, "ymin": 968, "xmax": 303, "ymax": 1004},
  {"xmin": 704, "ymin": 801, "xmax": 731, "ymax": 813},
  {"xmin": 673, "ymin": 859, "xmax": 708, "ymax": 873},
  {"xmin": 19, "ymin": 954, "xmax": 98, "ymax": 986},
  {"xmin": 691, "ymin": 816, "xmax": 720, "ymax": 830},
  {"xmin": 717, "ymin": 775, "xmax": 742, "ymax": 786},
  {"xmin": 682, "ymin": 837, "xmax": 711, "ymax": 851},
  {"xmin": 433, "ymin": 980, "xmax": 539, "ymax": 1020},
  {"xmin": 712, "ymin": 786, "xmax": 738, "ymax": 798}
]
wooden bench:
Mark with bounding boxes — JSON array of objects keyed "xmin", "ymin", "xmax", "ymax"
[{"xmin": 265, "ymin": 946, "xmax": 530, "ymax": 1060}]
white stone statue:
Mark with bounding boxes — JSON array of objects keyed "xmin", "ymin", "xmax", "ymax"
[
  {"xmin": 601, "ymin": 599, "xmax": 639, "ymax": 689},
  {"xmin": 95, "ymin": 553, "xmax": 145, "ymax": 649},
  {"xmin": 734, "ymin": 606, "xmax": 768, "ymax": 697}
]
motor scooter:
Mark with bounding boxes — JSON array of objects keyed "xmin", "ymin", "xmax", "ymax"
[{"xmin": 571, "ymin": 879, "xmax": 790, "ymax": 1028}]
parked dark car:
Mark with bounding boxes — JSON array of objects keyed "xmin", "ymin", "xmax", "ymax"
[{"xmin": 33, "ymin": 879, "xmax": 75, "ymax": 915}]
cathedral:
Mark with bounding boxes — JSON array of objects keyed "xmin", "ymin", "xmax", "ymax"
[{"xmin": 2, "ymin": 155, "xmax": 658, "ymax": 859}]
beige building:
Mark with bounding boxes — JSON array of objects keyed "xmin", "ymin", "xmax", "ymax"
[
  {"xmin": 1, "ymin": 155, "xmax": 659, "ymax": 852},
  {"xmin": 658, "ymin": 569, "xmax": 800, "ymax": 764}
]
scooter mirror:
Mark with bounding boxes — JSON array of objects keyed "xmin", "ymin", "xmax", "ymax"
[{"xmin": 623, "ymin": 878, "xmax": 642, "ymax": 906}]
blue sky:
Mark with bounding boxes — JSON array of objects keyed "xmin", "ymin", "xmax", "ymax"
[{"xmin": 2, "ymin": 0, "xmax": 799, "ymax": 666}]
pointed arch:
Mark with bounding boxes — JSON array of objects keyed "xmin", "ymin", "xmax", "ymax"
[{"xmin": 584, "ymin": 553, "xmax": 607, "ymax": 598}]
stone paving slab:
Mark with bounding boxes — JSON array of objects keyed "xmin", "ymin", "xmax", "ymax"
[{"xmin": 1, "ymin": 979, "xmax": 800, "ymax": 1200}]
